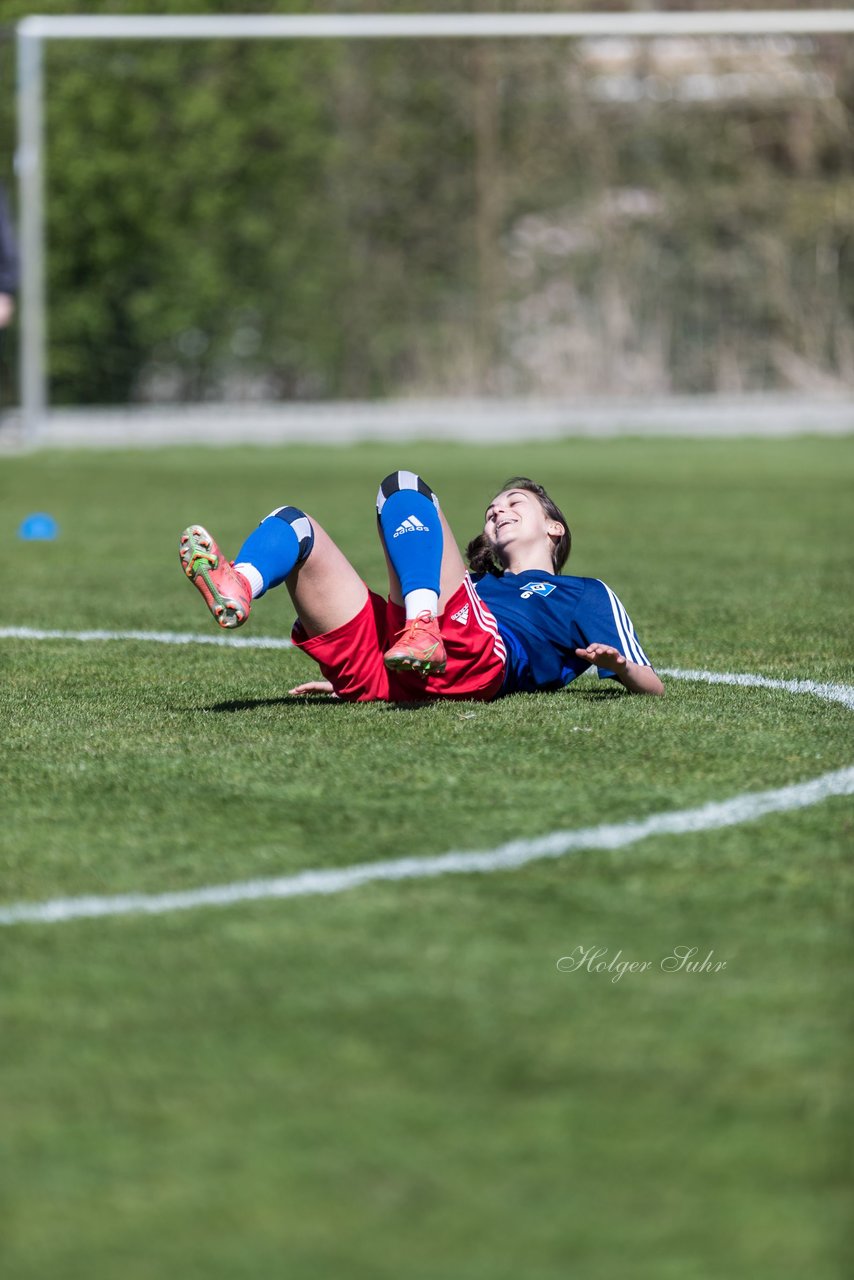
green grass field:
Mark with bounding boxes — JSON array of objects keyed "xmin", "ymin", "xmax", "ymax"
[{"xmin": 1, "ymin": 437, "xmax": 852, "ymax": 1279}]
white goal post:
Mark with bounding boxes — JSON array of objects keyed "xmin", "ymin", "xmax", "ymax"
[{"xmin": 15, "ymin": 10, "xmax": 854, "ymax": 446}]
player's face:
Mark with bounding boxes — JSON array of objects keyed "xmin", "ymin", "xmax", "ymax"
[{"xmin": 483, "ymin": 488, "xmax": 562, "ymax": 565}]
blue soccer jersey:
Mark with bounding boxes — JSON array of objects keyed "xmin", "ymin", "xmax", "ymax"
[{"xmin": 472, "ymin": 570, "xmax": 653, "ymax": 695}]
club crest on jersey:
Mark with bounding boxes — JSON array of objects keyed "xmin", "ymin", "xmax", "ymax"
[
  {"xmin": 451, "ymin": 604, "xmax": 470, "ymax": 625},
  {"xmin": 520, "ymin": 582, "xmax": 556, "ymax": 600}
]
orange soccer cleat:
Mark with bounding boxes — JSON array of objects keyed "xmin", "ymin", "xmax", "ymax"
[
  {"xmin": 383, "ymin": 611, "xmax": 447, "ymax": 677},
  {"xmin": 179, "ymin": 525, "xmax": 252, "ymax": 629}
]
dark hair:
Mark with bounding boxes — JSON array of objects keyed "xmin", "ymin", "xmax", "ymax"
[{"xmin": 465, "ymin": 476, "xmax": 571, "ymax": 577}]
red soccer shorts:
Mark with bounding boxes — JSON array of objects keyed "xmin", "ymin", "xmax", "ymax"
[{"xmin": 291, "ymin": 574, "xmax": 507, "ymax": 703}]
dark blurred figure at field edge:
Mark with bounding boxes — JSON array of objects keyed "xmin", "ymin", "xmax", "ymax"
[{"xmin": 0, "ymin": 181, "xmax": 20, "ymax": 379}]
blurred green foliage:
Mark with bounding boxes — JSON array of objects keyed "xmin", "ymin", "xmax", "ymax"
[{"xmin": 0, "ymin": 1, "xmax": 852, "ymax": 403}]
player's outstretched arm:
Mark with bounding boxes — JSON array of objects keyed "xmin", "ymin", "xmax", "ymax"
[{"xmin": 574, "ymin": 644, "xmax": 664, "ymax": 696}]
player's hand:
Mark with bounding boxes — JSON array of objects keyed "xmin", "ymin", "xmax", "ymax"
[
  {"xmin": 288, "ymin": 680, "xmax": 338, "ymax": 697},
  {"xmin": 575, "ymin": 643, "xmax": 627, "ymax": 673}
]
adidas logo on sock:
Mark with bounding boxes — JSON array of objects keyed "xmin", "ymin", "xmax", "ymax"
[
  {"xmin": 451, "ymin": 604, "xmax": 470, "ymax": 625},
  {"xmin": 393, "ymin": 515, "xmax": 430, "ymax": 538}
]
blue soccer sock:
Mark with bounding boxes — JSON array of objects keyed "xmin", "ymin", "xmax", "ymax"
[
  {"xmin": 376, "ymin": 471, "xmax": 443, "ymax": 616},
  {"xmin": 233, "ymin": 506, "xmax": 314, "ymax": 598}
]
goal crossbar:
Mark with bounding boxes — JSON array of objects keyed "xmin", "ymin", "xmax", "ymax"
[
  {"xmin": 18, "ymin": 12, "xmax": 854, "ymax": 41},
  {"xmin": 16, "ymin": 10, "xmax": 854, "ymax": 445}
]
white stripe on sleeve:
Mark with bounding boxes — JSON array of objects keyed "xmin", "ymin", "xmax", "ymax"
[
  {"xmin": 613, "ymin": 592, "xmax": 651, "ymax": 666},
  {"xmin": 600, "ymin": 581, "xmax": 637, "ymax": 664},
  {"xmin": 601, "ymin": 578, "xmax": 655, "ymax": 665}
]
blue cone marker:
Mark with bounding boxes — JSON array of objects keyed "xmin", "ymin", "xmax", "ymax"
[{"xmin": 19, "ymin": 513, "xmax": 58, "ymax": 541}]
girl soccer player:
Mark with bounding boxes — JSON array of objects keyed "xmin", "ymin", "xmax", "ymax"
[{"xmin": 179, "ymin": 470, "xmax": 664, "ymax": 700}]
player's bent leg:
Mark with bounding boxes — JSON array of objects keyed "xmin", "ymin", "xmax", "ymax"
[
  {"xmin": 180, "ymin": 505, "xmax": 366, "ymax": 639},
  {"xmin": 285, "ymin": 522, "xmax": 393, "ymax": 702},
  {"xmin": 376, "ymin": 469, "xmax": 468, "ymax": 677},
  {"xmin": 436, "ymin": 504, "xmax": 469, "ymax": 610},
  {"xmin": 180, "ymin": 504, "xmax": 315, "ymax": 629},
  {"xmin": 232, "ymin": 505, "xmax": 314, "ymax": 598},
  {"xmin": 376, "ymin": 469, "xmax": 443, "ymax": 612},
  {"xmin": 377, "ymin": 469, "xmax": 445, "ymax": 677},
  {"xmin": 179, "ymin": 525, "xmax": 253, "ymax": 629},
  {"xmin": 376, "ymin": 472, "xmax": 467, "ymax": 611},
  {"xmin": 284, "ymin": 520, "xmax": 369, "ymax": 638}
]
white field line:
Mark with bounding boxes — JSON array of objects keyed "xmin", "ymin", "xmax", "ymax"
[
  {"xmin": 2, "ymin": 766, "xmax": 852, "ymax": 927},
  {"xmin": 0, "ymin": 626, "xmax": 294, "ymax": 650},
  {"xmin": 659, "ymin": 668, "xmax": 854, "ymax": 712},
  {"xmin": 1, "ymin": 627, "xmax": 852, "ymax": 927}
]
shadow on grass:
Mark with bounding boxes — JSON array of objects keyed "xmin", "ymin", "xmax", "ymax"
[
  {"xmin": 199, "ymin": 695, "xmax": 434, "ymax": 714},
  {"xmin": 200, "ymin": 695, "xmax": 345, "ymax": 713},
  {"xmin": 200, "ymin": 685, "xmax": 626, "ymax": 714}
]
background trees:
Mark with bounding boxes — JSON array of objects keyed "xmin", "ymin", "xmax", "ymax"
[{"xmin": 0, "ymin": 2, "xmax": 851, "ymax": 404}]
